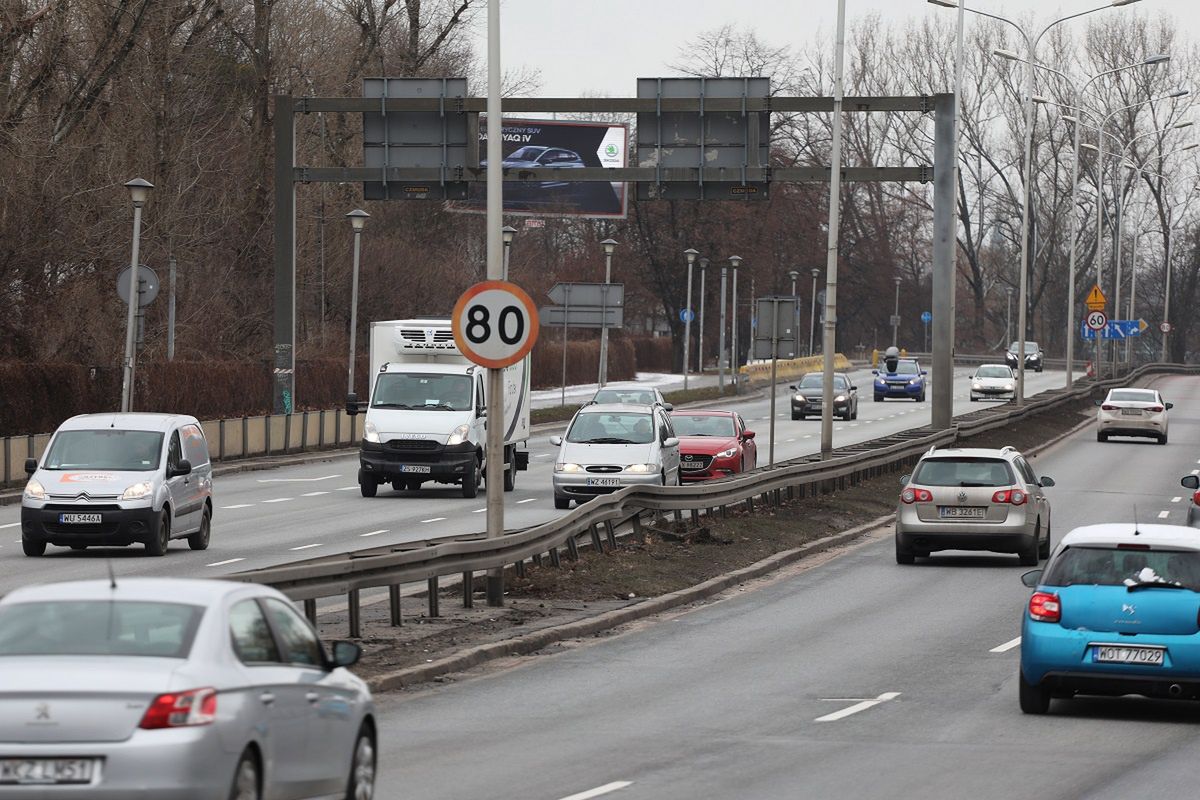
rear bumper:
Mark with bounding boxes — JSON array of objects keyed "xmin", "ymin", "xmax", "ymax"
[
  {"xmin": 20, "ymin": 504, "xmax": 161, "ymax": 547},
  {"xmin": 896, "ymin": 530, "xmax": 1033, "ymax": 554},
  {"xmin": 1098, "ymin": 417, "xmax": 1165, "ymax": 437},
  {"xmin": 359, "ymin": 440, "xmax": 476, "ymax": 482},
  {"xmin": 1022, "ymin": 623, "xmax": 1200, "ymax": 696}
]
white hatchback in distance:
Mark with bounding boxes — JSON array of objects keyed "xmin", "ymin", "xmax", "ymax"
[
  {"xmin": 1096, "ymin": 387, "xmax": 1172, "ymax": 444},
  {"xmin": 969, "ymin": 364, "xmax": 1016, "ymax": 402}
]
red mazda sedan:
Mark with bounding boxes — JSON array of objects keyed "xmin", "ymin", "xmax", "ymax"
[{"xmin": 669, "ymin": 410, "xmax": 757, "ymax": 481}]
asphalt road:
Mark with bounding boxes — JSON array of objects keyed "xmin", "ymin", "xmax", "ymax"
[
  {"xmin": 0, "ymin": 366, "xmax": 1070, "ymax": 595},
  {"xmin": 368, "ymin": 372, "xmax": 1200, "ymax": 800}
]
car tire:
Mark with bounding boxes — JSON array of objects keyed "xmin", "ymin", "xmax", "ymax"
[
  {"xmin": 798, "ymin": 413, "xmax": 805, "ymax": 420},
  {"xmin": 852, "ymin": 405, "xmax": 858, "ymax": 420},
  {"xmin": 462, "ymin": 457, "xmax": 480, "ymax": 499},
  {"xmin": 406, "ymin": 479, "xmax": 422, "ymax": 491},
  {"xmin": 1159, "ymin": 433, "xmax": 1168, "ymax": 446},
  {"xmin": 554, "ymin": 496, "xmax": 571, "ymax": 510},
  {"xmin": 1097, "ymin": 431, "xmax": 1108, "ymax": 443},
  {"xmin": 358, "ymin": 470, "xmax": 378, "ymax": 498},
  {"xmin": 791, "ymin": 412, "xmax": 800, "ymax": 420},
  {"xmin": 874, "ymin": 395, "xmax": 883, "ymax": 402},
  {"xmin": 1018, "ymin": 532, "xmax": 1039, "ymax": 566},
  {"xmin": 504, "ymin": 451, "xmax": 516, "ymax": 492},
  {"xmin": 22, "ymin": 536, "xmax": 46, "ymax": 557},
  {"xmin": 187, "ymin": 506, "xmax": 211, "ymax": 551},
  {"xmin": 895, "ymin": 539, "xmax": 915, "ymax": 565},
  {"xmin": 1019, "ymin": 670, "xmax": 1051, "ymax": 715},
  {"xmin": 344, "ymin": 725, "xmax": 377, "ymax": 800},
  {"xmin": 970, "ymin": 395, "xmax": 977, "ymax": 402},
  {"xmin": 391, "ymin": 479, "xmax": 405, "ymax": 492},
  {"xmin": 1039, "ymin": 520, "xmax": 1051, "ymax": 559},
  {"xmin": 145, "ymin": 512, "xmax": 170, "ymax": 557},
  {"xmin": 228, "ymin": 748, "xmax": 261, "ymax": 800}
]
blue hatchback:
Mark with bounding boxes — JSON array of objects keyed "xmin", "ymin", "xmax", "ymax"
[
  {"xmin": 873, "ymin": 358, "xmax": 926, "ymax": 402},
  {"xmin": 1019, "ymin": 523, "xmax": 1200, "ymax": 714}
]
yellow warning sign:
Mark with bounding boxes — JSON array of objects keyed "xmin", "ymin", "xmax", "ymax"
[{"xmin": 1085, "ymin": 284, "xmax": 1107, "ymax": 311}]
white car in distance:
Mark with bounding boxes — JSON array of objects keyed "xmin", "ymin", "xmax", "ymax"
[
  {"xmin": 969, "ymin": 364, "xmax": 1016, "ymax": 402},
  {"xmin": 1096, "ymin": 387, "xmax": 1172, "ymax": 444}
]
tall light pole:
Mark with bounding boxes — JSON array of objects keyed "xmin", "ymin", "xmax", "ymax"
[
  {"xmin": 484, "ymin": 0, "xmax": 505, "ymax": 608},
  {"xmin": 345, "ymin": 209, "xmax": 369, "ymax": 398},
  {"xmin": 501, "ymin": 225, "xmax": 516, "ymax": 280},
  {"xmin": 891, "ymin": 276, "xmax": 902, "ymax": 347},
  {"xmin": 598, "ymin": 238, "xmax": 617, "ymax": 386},
  {"xmin": 1005, "ymin": 286, "xmax": 1015, "ymax": 346},
  {"xmin": 939, "ymin": 0, "xmax": 1142, "ymax": 404},
  {"xmin": 809, "ymin": 268, "xmax": 820, "ymax": 355},
  {"xmin": 683, "ymin": 249, "xmax": 698, "ymax": 389},
  {"xmin": 717, "ymin": 263, "xmax": 728, "ymax": 391},
  {"xmin": 729, "ymin": 255, "xmax": 741, "ymax": 391},
  {"xmin": 698, "ymin": 257, "xmax": 708, "ymax": 375},
  {"xmin": 120, "ymin": 178, "xmax": 153, "ymax": 412},
  {"xmin": 788, "ymin": 269, "xmax": 800, "ymax": 358}
]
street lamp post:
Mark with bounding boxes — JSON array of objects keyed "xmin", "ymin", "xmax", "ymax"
[
  {"xmin": 1005, "ymin": 286, "xmax": 1015, "ymax": 346},
  {"xmin": 120, "ymin": 178, "xmax": 153, "ymax": 412},
  {"xmin": 598, "ymin": 238, "xmax": 617, "ymax": 386},
  {"xmin": 501, "ymin": 225, "xmax": 516, "ymax": 280},
  {"xmin": 683, "ymin": 249, "xmax": 699, "ymax": 390},
  {"xmin": 788, "ymin": 269, "xmax": 800, "ymax": 358},
  {"xmin": 809, "ymin": 268, "xmax": 820, "ymax": 355},
  {"xmin": 718, "ymin": 265, "xmax": 728, "ymax": 391},
  {"xmin": 892, "ymin": 276, "xmax": 901, "ymax": 347},
  {"xmin": 345, "ymin": 209, "xmax": 370, "ymax": 398},
  {"xmin": 729, "ymin": 256, "xmax": 741, "ymax": 392},
  {"xmin": 698, "ymin": 257, "xmax": 709, "ymax": 375}
]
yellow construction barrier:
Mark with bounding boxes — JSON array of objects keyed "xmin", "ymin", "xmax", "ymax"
[{"xmin": 738, "ymin": 354, "xmax": 852, "ymax": 386}]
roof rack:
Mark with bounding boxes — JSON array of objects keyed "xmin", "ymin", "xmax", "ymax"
[
  {"xmin": 1000, "ymin": 445, "xmax": 1017, "ymax": 454},
  {"xmin": 925, "ymin": 445, "xmax": 938, "ymax": 456}
]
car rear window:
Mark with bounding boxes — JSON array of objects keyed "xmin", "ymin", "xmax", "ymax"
[
  {"xmin": 0, "ymin": 601, "xmax": 204, "ymax": 658},
  {"xmin": 670, "ymin": 415, "xmax": 735, "ymax": 437},
  {"xmin": 1108, "ymin": 390, "xmax": 1157, "ymax": 403},
  {"xmin": 1042, "ymin": 547, "xmax": 1200, "ymax": 588},
  {"xmin": 912, "ymin": 457, "xmax": 1014, "ymax": 487}
]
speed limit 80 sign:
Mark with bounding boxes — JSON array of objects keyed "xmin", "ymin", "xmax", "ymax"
[{"xmin": 452, "ymin": 281, "xmax": 540, "ymax": 368}]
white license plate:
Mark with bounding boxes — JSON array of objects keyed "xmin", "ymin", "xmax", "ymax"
[
  {"xmin": 938, "ymin": 506, "xmax": 986, "ymax": 519},
  {"xmin": 1094, "ymin": 645, "xmax": 1164, "ymax": 665},
  {"xmin": 400, "ymin": 465, "xmax": 431, "ymax": 474},
  {"xmin": 585, "ymin": 478, "xmax": 620, "ymax": 487},
  {"xmin": 1120, "ymin": 408, "xmax": 1142, "ymax": 416},
  {"xmin": 58, "ymin": 513, "xmax": 101, "ymax": 524},
  {"xmin": 0, "ymin": 758, "xmax": 96, "ymax": 785}
]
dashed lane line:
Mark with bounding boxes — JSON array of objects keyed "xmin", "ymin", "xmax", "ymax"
[
  {"xmin": 422, "ymin": 517, "xmax": 446, "ymax": 523},
  {"xmin": 336, "ymin": 486, "xmax": 359, "ymax": 491},
  {"xmin": 360, "ymin": 529, "xmax": 388, "ymax": 537},
  {"xmin": 472, "ymin": 508, "xmax": 487, "ymax": 513},
  {"xmin": 301, "ymin": 491, "xmax": 330, "ymax": 497},
  {"xmin": 288, "ymin": 543, "xmax": 322, "ymax": 551},
  {"xmin": 990, "ymin": 637, "xmax": 1022, "ymax": 653},
  {"xmin": 815, "ymin": 692, "xmax": 901, "ymax": 722},
  {"xmin": 517, "ymin": 498, "xmax": 537, "ymax": 504},
  {"xmin": 257, "ymin": 475, "xmax": 340, "ymax": 483},
  {"xmin": 207, "ymin": 557, "xmax": 245, "ymax": 567},
  {"xmin": 262, "ymin": 498, "xmax": 291, "ymax": 504},
  {"xmin": 221, "ymin": 504, "xmax": 253, "ymax": 510},
  {"xmin": 1158, "ymin": 510, "xmax": 1170, "ymax": 519},
  {"xmin": 556, "ymin": 782, "xmax": 634, "ymax": 800},
  {"xmin": 0, "ymin": 523, "xmax": 18, "ymax": 529},
  {"xmin": 1172, "ymin": 497, "xmax": 1183, "ymax": 503}
]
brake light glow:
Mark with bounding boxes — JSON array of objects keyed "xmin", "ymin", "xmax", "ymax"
[
  {"xmin": 139, "ymin": 687, "xmax": 217, "ymax": 729},
  {"xmin": 1193, "ymin": 491, "xmax": 1200, "ymax": 507},
  {"xmin": 1101, "ymin": 404, "xmax": 1118, "ymax": 411},
  {"xmin": 1148, "ymin": 405, "xmax": 1164, "ymax": 413},
  {"xmin": 991, "ymin": 488, "xmax": 1027, "ymax": 505},
  {"xmin": 1117, "ymin": 543, "xmax": 1151, "ymax": 551},
  {"xmin": 1029, "ymin": 592, "xmax": 1061, "ymax": 623},
  {"xmin": 900, "ymin": 488, "xmax": 933, "ymax": 504}
]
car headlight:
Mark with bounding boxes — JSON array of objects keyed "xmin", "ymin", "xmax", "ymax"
[
  {"xmin": 120, "ymin": 481, "xmax": 153, "ymax": 501},
  {"xmin": 1004, "ymin": 383, "xmax": 1014, "ymax": 391},
  {"xmin": 23, "ymin": 479, "xmax": 46, "ymax": 500},
  {"xmin": 909, "ymin": 378, "xmax": 921, "ymax": 385},
  {"xmin": 834, "ymin": 395, "xmax": 846, "ymax": 403},
  {"xmin": 715, "ymin": 447, "xmax": 739, "ymax": 459},
  {"xmin": 624, "ymin": 463, "xmax": 656, "ymax": 473},
  {"xmin": 794, "ymin": 394, "xmax": 806, "ymax": 402},
  {"xmin": 972, "ymin": 383, "xmax": 982, "ymax": 391},
  {"xmin": 555, "ymin": 463, "xmax": 583, "ymax": 473},
  {"xmin": 446, "ymin": 424, "xmax": 471, "ymax": 446},
  {"xmin": 364, "ymin": 420, "xmax": 381, "ymax": 443}
]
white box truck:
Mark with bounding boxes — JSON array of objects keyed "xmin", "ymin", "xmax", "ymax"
[{"xmin": 348, "ymin": 318, "xmax": 530, "ymax": 498}]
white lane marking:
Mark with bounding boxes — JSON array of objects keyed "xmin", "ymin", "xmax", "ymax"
[
  {"xmin": 786, "ymin": 438, "xmax": 796, "ymax": 443},
  {"xmin": 207, "ymin": 557, "xmax": 245, "ymax": 567},
  {"xmin": 0, "ymin": 523, "xmax": 19, "ymax": 529},
  {"xmin": 361, "ymin": 529, "xmax": 388, "ymax": 537},
  {"xmin": 422, "ymin": 517, "xmax": 446, "ymax": 523},
  {"xmin": 556, "ymin": 782, "xmax": 634, "ymax": 800},
  {"xmin": 257, "ymin": 475, "xmax": 340, "ymax": 483},
  {"xmin": 1158, "ymin": 510, "xmax": 1170, "ymax": 519},
  {"xmin": 472, "ymin": 508, "xmax": 487, "ymax": 513},
  {"xmin": 815, "ymin": 692, "xmax": 901, "ymax": 722},
  {"xmin": 289, "ymin": 543, "xmax": 322, "ymax": 551},
  {"xmin": 337, "ymin": 486, "xmax": 359, "ymax": 491},
  {"xmin": 517, "ymin": 498, "xmax": 537, "ymax": 504},
  {"xmin": 536, "ymin": 453, "xmax": 553, "ymax": 458},
  {"xmin": 803, "ymin": 435, "xmax": 813, "ymax": 439},
  {"xmin": 262, "ymin": 498, "xmax": 291, "ymax": 504},
  {"xmin": 301, "ymin": 491, "xmax": 330, "ymax": 497},
  {"xmin": 221, "ymin": 504, "xmax": 253, "ymax": 510},
  {"xmin": 1172, "ymin": 497, "xmax": 1183, "ymax": 503},
  {"xmin": 990, "ymin": 636, "xmax": 1022, "ymax": 653},
  {"xmin": 1192, "ymin": 470, "xmax": 1199, "ymax": 476}
]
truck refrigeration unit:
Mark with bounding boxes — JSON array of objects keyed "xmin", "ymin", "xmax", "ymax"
[{"xmin": 347, "ymin": 318, "xmax": 531, "ymax": 498}]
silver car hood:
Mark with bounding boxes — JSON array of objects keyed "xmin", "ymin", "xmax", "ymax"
[
  {"xmin": 557, "ymin": 441, "xmax": 654, "ymax": 465},
  {"xmin": 34, "ymin": 469, "xmax": 154, "ymax": 500}
]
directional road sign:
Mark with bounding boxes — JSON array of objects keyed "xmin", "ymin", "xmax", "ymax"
[
  {"xmin": 1080, "ymin": 319, "xmax": 1142, "ymax": 340},
  {"xmin": 452, "ymin": 281, "xmax": 539, "ymax": 368},
  {"xmin": 921, "ymin": 311, "xmax": 932, "ymax": 324},
  {"xmin": 679, "ymin": 308, "xmax": 695, "ymax": 323},
  {"xmin": 1086, "ymin": 310, "xmax": 1108, "ymax": 331},
  {"xmin": 538, "ymin": 305, "xmax": 624, "ymax": 329},
  {"xmin": 547, "ymin": 282, "xmax": 624, "ymax": 308},
  {"xmin": 1085, "ymin": 284, "xmax": 1107, "ymax": 311}
]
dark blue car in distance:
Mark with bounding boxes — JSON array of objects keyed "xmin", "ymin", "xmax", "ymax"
[{"xmin": 873, "ymin": 358, "xmax": 927, "ymax": 402}]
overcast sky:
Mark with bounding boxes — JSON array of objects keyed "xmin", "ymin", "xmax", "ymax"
[{"xmin": 468, "ymin": 1, "xmax": 1198, "ymax": 97}]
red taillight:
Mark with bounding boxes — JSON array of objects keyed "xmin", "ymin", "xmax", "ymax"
[
  {"xmin": 1193, "ymin": 490, "xmax": 1200, "ymax": 506},
  {"xmin": 139, "ymin": 687, "xmax": 217, "ymax": 729},
  {"xmin": 901, "ymin": 488, "xmax": 933, "ymax": 504},
  {"xmin": 1029, "ymin": 592, "xmax": 1061, "ymax": 623},
  {"xmin": 1117, "ymin": 543, "xmax": 1151, "ymax": 551},
  {"xmin": 991, "ymin": 488, "xmax": 1028, "ymax": 505},
  {"xmin": 1148, "ymin": 405, "xmax": 1164, "ymax": 413},
  {"xmin": 1101, "ymin": 404, "xmax": 1117, "ymax": 411}
]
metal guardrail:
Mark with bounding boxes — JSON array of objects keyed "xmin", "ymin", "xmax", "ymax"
[{"xmin": 231, "ymin": 362, "xmax": 1200, "ymax": 636}]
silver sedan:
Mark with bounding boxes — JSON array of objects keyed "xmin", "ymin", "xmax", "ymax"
[{"xmin": 0, "ymin": 578, "xmax": 375, "ymax": 799}]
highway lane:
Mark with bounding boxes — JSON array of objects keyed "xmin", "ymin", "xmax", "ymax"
[
  {"xmin": 368, "ymin": 373, "xmax": 1200, "ymax": 800},
  {"xmin": 0, "ymin": 366, "xmax": 1070, "ymax": 595}
]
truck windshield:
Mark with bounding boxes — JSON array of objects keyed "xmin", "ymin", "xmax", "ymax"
[
  {"xmin": 42, "ymin": 430, "xmax": 164, "ymax": 471},
  {"xmin": 372, "ymin": 373, "xmax": 473, "ymax": 412}
]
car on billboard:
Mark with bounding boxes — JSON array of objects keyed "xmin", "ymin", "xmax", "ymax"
[{"xmin": 482, "ymin": 146, "xmax": 586, "ymax": 197}]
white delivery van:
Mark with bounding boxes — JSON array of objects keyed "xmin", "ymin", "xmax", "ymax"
[{"xmin": 349, "ymin": 318, "xmax": 530, "ymax": 498}]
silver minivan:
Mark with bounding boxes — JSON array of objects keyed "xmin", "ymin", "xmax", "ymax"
[{"xmin": 20, "ymin": 413, "xmax": 213, "ymax": 557}]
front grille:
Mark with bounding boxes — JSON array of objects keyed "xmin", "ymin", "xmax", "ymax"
[
  {"xmin": 386, "ymin": 439, "xmax": 440, "ymax": 452},
  {"xmin": 585, "ymin": 465, "xmax": 622, "ymax": 473},
  {"xmin": 44, "ymin": 522, "xmax": 121, "ymax": 536},
  {"xmin": 681, "ymin": 455, "xmax": 714, "ymax": 471},
  {"xmin": 43, "ymin": 504, "xmax": 123, "ymax": 512}
]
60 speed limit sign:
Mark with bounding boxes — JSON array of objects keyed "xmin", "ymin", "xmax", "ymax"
[
  {"xmin": 1085, "ymin": 310, "xmax": 1108, "ymax": 332},
  {"xmin": 452, "ymin": 281, "xmax": 540, "ymax": 368}
]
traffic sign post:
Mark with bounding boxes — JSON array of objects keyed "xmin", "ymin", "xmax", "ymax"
[{"xmin": 920, "ymin": 311, "xmax": 931, "ymax": 352}]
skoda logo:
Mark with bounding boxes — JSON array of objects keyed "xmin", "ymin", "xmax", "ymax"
[{"xmin": 604, "ymin": 143, "xmax": 619, "ymax": 157}]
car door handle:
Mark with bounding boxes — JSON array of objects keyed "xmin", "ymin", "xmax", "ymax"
[
  {"xmin": 305, "ymin": 692, "xmax": 320, "ymax": 704},
  {"xmin": 259, "ymin": 692, "xmax": 276, "ymax": 706}
]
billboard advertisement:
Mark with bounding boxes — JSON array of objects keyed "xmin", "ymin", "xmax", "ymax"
[{"xmin": 452, "ymin": 118, "xmax": 628, "ymax": 219}]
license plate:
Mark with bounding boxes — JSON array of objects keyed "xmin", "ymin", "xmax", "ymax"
[
  {"xmin": 938, "ymin": 506, "xmax": 986, "ymax": 519},
  {"xmin": 400, "ymin": 465, "xmax": 431, "ymax": 474},
  {"xmin": 58, "ymin": 513, "xmax": 101, "ymax": 524},
  {"xmin": 585, "ymin": 478, "xmax": 620, "ymax": 487},
  {"xmin": 1094, "ymin": 645, "xmax": 1164, "ymax": 665},
  {"xmin": 1120, "ymin": 408, "xmax": 1142, "ymax": 416},
  {"xmin": 0, "ymin": 758, "xmax": 96, "ymax": 785}
]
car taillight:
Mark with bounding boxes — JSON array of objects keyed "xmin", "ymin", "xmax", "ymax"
[
  {"xmin": 900, "ymin": 488, "xmax": 933, "ymax": 504},
  {"xmin": 1100, "ymin": 404, "xmax": 1117, "ymax": 411},
  {"xmin": 1029, "ymin": 592, "xmax": 1061, "ymax": 623},
  {"xmin": 1193, "ymin": 490, "xmax": 1200, "ymax": 506},
  {"xmin": 991, "ymin": 488, "xmax": 1027, "ymax": 505},
  {"xmin": 1148, "ymin": 405, "xmax": 1164, "ymax": 413},
  {"xmin": 139, "ymin": 687, "xmax": 217, "ymax": 729}
]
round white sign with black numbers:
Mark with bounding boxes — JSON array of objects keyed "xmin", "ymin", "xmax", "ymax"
[
  {"xmin": 1086, "ymin": 310, "xmax": 1107, "ymax": 332},
  {"xmin": 452, "ymin": 281, "xmax": 540, "ymax": 368}
]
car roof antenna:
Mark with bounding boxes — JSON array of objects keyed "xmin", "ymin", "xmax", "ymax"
[
  {"xmin": 106, "ymin": 559, "xmax": 118, "ymax": 589},
  {"xmin": 1133, "ymin": 504, "xmax": 1140, "ymax": 536}
]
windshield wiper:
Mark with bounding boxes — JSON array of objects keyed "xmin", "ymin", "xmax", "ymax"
[
  {"xmin": 422, "ymin": 403, "xmax": 459, "ymax": 411},
  {"xmin": 1126, "ymin": 581, "xmax": 1191, "ymax": 592},
  {"xmin": 584, "ymin": 437, "xmax": 634, "ymax": 444},
  {"xmin": 958, "ymin": 482, "xmax": 992, "ymax": 487},
  {"xmin": 372, "ymin": 403, "xmax": 413, "ymax": 409}
]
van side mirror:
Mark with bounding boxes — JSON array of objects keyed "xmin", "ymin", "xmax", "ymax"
[
  {"xmin": 662, "ymin": 437, "xmax": 680, "ymax": 449},
  {"xmin": 24, "ymin": 458, "xmax": 37, "ymax": 476},
  {"xmin": 1021, "ymin": 569, "xmax": 1043, "ymax": 588},
  {"xmin": 1182, "ymin": 475, "xmax": 1200, "ymax": 490},
  {"xmin": 921, "ymin": 370, "xmax": 928, "ymax": 376},
  {"xmin": 549, "ymin": 435, "xmax": 563, "ymax": 447},
  {"xmin": 170, "ymin": 460, "xmax": 192, "ymax": 479},
  {"xmin": 871, "ymin": 370, "xmax": 879, "ymax": 375}
]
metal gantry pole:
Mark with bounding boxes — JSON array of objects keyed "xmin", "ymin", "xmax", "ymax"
[
  {"xmin": 820, "ymin": 0, "xmax": 847, "ymax": 459},
  {"xmin": 809, "ymin": 269, "xmax": 819, "ymax": 355},
  {"xmin": 1162, "ymin": 224, "xmax": 1173, "ymax": 362},
  {"xmin": 698, "ymin": 259, "xmax": 708, "ymax": 376},
  {"xmin": 120, "ymin": 204, "xmax": 145, "ymax": 413},
  {"xmin": 1064, "ymin": 110, "xmax": 1083, "ymax": 386},
  {"xmin": 273, "ymin": 96, "xmax": 297, "ymax": 415},
  {"xmin": 931, "ymin": 93, "xmax": 956, "ymax": 431},
  {"xmin": 768, "ymin": 298, "xmax": 780, "ymax": 465},
  {"xmin": 347, "ymin": 227, "xmax": 363, "ymax": 397},
  {"xmin": 484, "ymin": 0, "xmax": 505, "ymax": 608},
  {"xmin": 1014, "ymin": 34, "xmax": 1036, "ymax": 406},
  {"xmin": 891, "ymin": 277, "xmax": 900, "ymax": 347},
  {"xmin": 683, "ymin": 250, "xmax": 696, "ymax": 390},
  {"xmin": 718, "ymin": 266, "xmax": 728, "ymax": 391},
  {"xmin": 1127, "ymin": 231, "xmax": 1138, "ymax": 364},
  {"xmin": 598, "ymin": 245, "xmax": 614, "ymax": 386},
  {"xmin": 731, "ymin": 261, "xmax": 740, "ymax": 392}
]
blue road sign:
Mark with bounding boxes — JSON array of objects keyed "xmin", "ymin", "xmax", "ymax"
[
  {"xmin": 921, "ymin": 311, "xmax": 932, "ymax": 324},
  {"xmin": 1080, "ymin": 319, "xmax": 1142, "ymax": 340},
  {"xmin": 679, "ymin": 308, "xmax": 695, "ymax": 323}
]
